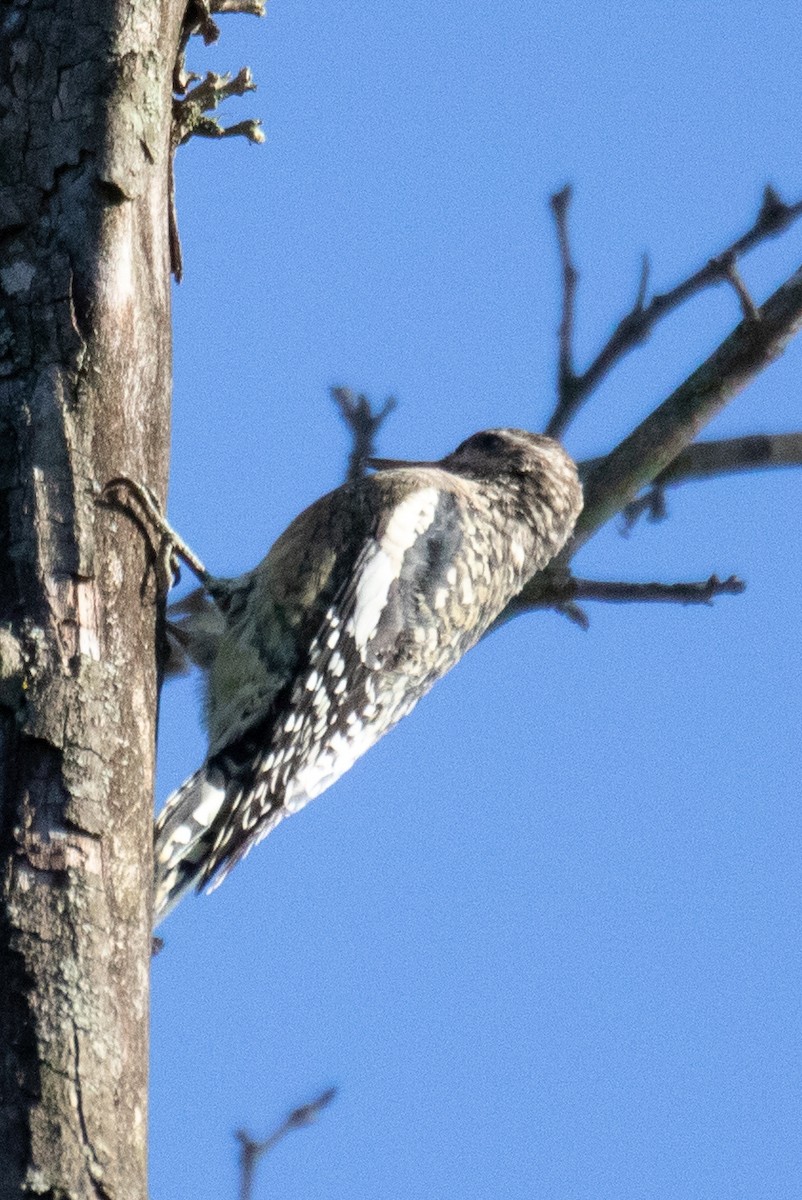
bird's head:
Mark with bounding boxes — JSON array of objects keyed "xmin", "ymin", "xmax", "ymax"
[{"xmin": 370, "ymin": 428, "xmax": 581, "ymax": 511}]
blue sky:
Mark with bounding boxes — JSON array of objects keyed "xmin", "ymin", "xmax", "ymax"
[{"xmin": 151, "ymin": 4, "xmax": 802, "ymax": 1197}]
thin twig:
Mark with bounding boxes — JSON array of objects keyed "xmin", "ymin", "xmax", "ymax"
[
  {"xmin": 717, "ymin": 253, "xmax": 760, "ymax": 322},
  {"xmin": 170, "ymin": 0, "xmax": 265, "ymax": 279},
  {"xmin": 544, "ymin": 185, "xmax": 802, "ymax": 438},
  {"xmin": 564, "ymin": 573, "xmax": 745, "ymax": 618},
  {"xmin": 211, "ymin": 0, "xmax": 266, "ymax": 13},
  {"xmin": 550, "ymin": 185, "xmax": 578, "ymax": 417},
  {"xmin": 185, "ymin": 117, "xmax": 264, "ymax": 142},
  {"xmin": 570, "ymin": 261, "xmax": 802, "ymax": 552},
  {"xmin": 173, "ymin": 1, "xmax": 265, "ymax": 94},
  {"xmin": 331, "ymin": 387, "xmax": 397, "ymax": 482},
  {"xmin": 495, "ymin": 572, "xmax": 744, "ymax": 631},
  {"xmin": 558, "ymin": 573, "xmax": 745, "ymax": 627},
  {"xmin": 174, "ymin": 2, "xmax": 218, "ymax": 95},
  {"xmin": 615, "ymin": 431, "xmax": 802, "ymax": 527},
  {"xmin": 168, "ymin": 155, "xmax": 183, "ymax": 282},
  {"xmin": 173, "ymin": 69, "xmax": 264, "ymax": 147},
  {"xmin": 505, "ymin": 259, "xmax": 802, "ymax": 620},
  {"xmin": 236, "ymin": 1088, "xmax": 337, "ymax": 1200}
]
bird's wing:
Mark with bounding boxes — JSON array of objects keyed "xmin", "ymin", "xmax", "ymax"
[
  {"xmin": 154, "ymin": 478, "xmax": 469, "ymax": 915},
  {"xmin": 196, "ymin": 482, "xmax": 476, "ymax": 886}
]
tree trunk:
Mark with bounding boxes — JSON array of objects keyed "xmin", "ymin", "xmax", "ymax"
[{"xmin": 0, "ymin": 2, "xmax": 181, "ymax": 1195}]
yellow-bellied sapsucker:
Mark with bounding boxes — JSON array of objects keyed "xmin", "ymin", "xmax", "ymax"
[{"xmin": 153, "ymin": 429, "xmax": 582, "ymax": 922}]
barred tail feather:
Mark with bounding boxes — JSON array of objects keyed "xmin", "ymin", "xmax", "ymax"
[{"xmin": 153, "ymin": 765, "xmax": 227, "ymax": 924}]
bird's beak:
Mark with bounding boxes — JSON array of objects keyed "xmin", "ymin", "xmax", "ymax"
[{"xmin": 366, "ymin": 456, "xmax": 435, "ymax": 471}]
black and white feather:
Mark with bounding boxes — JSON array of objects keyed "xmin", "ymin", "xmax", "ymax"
[{"xmin": 154, "ymin": 429, "xmax": 582, "ymax": 922}]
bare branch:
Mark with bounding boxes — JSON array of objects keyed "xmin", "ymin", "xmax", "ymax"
[
  {"xmin": 169, "ymin": 157, "xmax": 183, "ymax": 282},
  {"xmin": 186, "ymin": 117, "xmax": 264, "ymax": 143},
  {"xmin": 571, "ymin": 262, "xmax": 802, "ymax": 552},
  {"xmin": 634, "ymin": 252, "xmax": 650, "ymax": 311},
  {"xmin": 544, "ymin": 186, "xmax": 802, "ymax": 438},
  {"xmin": 236, "ymin": 1088, "xmax": 337, "ymax": 1200},
  {"xmin": 508, "ymin": 260, "xmax": 802, "ymax": 619},
  {"xmin": 170, "ymin": 55, "xmax": 264, "ymax": 277},
  {"xmin": 568, "ymin": 573, "xmax": 744, "ymax": 607},
  {"xmin": 211, "ymin": 0, "xmax": 266, "ymax": 13},
  {"xmin": 717, "ymin": 253, "xmax": 760, "ymax": 322},
  {"xmin": 174, "ymin": 3, "xmax": 219, "ymax": 95},
  {"xmin": 495, "ymin": 571, "xmax": 744, "ymax": 632},
  {"xmin": 617, "ymin": 432, "xmax": 802, "ymax": 527},
  {"xmin": 655, "ymin": 430, "xmax": 802, "ymax": 484},
  {"xmin": 553, "ymin": 573, "xmax": 745, "ymax": 628},
  {"xmin": 173, "ymin": 69, "xmax": 264, "ymax": 146},
  {"xmin": 331, "ymin": 387, "xmax": 397, "ymax": 482},
  {"xmin": 549, "ymin": 185, "xmax": 579, "ymax": 420},
  {"xmin": 174, "ymin": 0, "xmax": 266, "ymax": 95}
]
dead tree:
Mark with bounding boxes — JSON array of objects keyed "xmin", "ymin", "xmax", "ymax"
[
  {"xmin": 0, "ymin": 3, "xmax": 184, "ymax": 1197},
  {"xmin": 1, "ymin": 7, "xmax": 801, "ymax": 1200}
]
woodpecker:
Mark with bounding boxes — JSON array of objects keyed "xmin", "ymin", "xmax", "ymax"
[{"xmin": 150, "ymin": 429, "xmax": 582, "ymax": 922}]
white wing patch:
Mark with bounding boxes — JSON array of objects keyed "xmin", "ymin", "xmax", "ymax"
[
  {"xmin": 349, "ymin": 487, "xmax": 439, "ymax": 656},
  {"xmin": 174, "ymin": 486, "xmax": 453, "ymax": 900},
  {"xmin": 283, "ymin": 724, "xmax": 378, "ymax": 813},
  {"xmin": 191, "ymin": 782, "xmax": 227, "ymax": 831}
]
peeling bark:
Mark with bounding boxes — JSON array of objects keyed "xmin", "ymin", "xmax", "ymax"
[{"xmin": 0, "ymin": 2, "xmax": 184, "ymax": 1196}]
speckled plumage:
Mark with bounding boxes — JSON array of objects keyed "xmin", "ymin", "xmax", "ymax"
[{"xmin": 153, "ymin": 429, "xmax": 582, "ymax": 922}]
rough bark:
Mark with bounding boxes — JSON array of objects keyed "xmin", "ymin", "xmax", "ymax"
[{"xmin": 0, "ymin": 2, "xmax": 183, "ymax": 1196}]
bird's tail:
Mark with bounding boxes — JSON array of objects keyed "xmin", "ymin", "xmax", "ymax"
[
  {"xmin": 153, "ymin": 764, "xmax": 228, "ymax": 924},
  {"xmin": 163, "ymin": 586, "xmax": 226, "ymax": 678}
]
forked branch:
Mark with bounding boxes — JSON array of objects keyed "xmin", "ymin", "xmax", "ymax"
[
  {"xmin": 331, "ymin": 386, "xmax": 397, "ymax": 481},
  {"xmin": 618, "ymin": 432, "xmax": 802, "ymax": 526},
  {"xmin": 505, "ymin": 256, "xmax": 802, "ymax": 618},
  {"xmin": 236, "ymin": 1088, "xmax": 337, "ymax": 1200},
  {"xmin": 173, "ymin": 68, "xmax": 264, "ymax": 147},
  {"xmin": 174, "ymin": 1, "xmax": 266, "ymax": 94},
  {"xmin": 570, "ymin": 261, "xmax": 802, "ymax": 552},
  {"xmin": 545, "ymin": 185, "xmax": 802, "ymax": 438},
  {"xmin": 170, "ymin": 3, "xmax": 266, "ymax": 279}
]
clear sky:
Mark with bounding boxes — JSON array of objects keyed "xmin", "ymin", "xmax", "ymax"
[{"xmin": 151, "ymin": 4, "xmax": 802, "ymax": 1198}]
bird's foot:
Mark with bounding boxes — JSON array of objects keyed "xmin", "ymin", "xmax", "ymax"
[{"xmin": 98, "ymin": 476, "xmax": 211, "ymax": 593}]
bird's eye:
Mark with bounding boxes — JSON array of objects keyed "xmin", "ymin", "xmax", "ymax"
[{"xmin": 461, "ymin": 432, "xmax": 506, "ymax": 455}]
